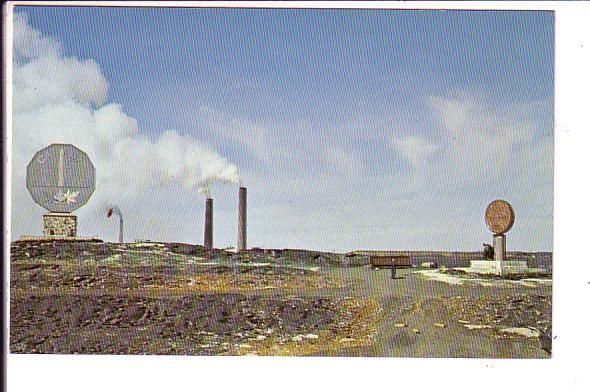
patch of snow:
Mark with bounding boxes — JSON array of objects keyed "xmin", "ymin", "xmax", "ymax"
[
  {"xmin": 478, "ymin": 281, "xmax": 494, "ymax": 287},
  {"xmin": 291, "ymin": 333, "xmax": 318, "ymax": 342},
  {"xmin": 226, "ymin": 262, "xmax": 271, "ymax": 267},
  {"xmin": 415, "ymin": 270, "xmax": 552, "ymax": 288},
  {"xmin": 414, "ymin": 270, "xmax": 465, "ymax": 285},
  {"xmin": 517, "ymin": 281, "xmax": 538, "ymax": 288},
  {"xmin": 131, "ymin": 242, "xmax": 165, "ymax": 248},
  {"xmin": 500, "ymin": 327, "xmax": 540, "ymax": 338},
  {"xmin": 520, "ymin": 278, "xmax": 552, "ymax": 285},
  {"xmin": 284, "ymin": 265, "xmax": 320, "ymax": 272},
  {"xmin": 464, "ymin": 324, "xmax": 492, "ymax": 330},
  {"xmin": 100, "ymin": 254, "xmax": 122, "ymax": 263}
]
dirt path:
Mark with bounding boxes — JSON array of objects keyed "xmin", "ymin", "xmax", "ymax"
[{"xmin": 311, "ymin": 267, "xmax": 552, "ymax": 358}]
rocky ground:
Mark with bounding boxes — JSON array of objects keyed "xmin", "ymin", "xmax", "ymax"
[
  {"xmin": 10, "ymin": 240, "xmax": 376, "ymax": 356},
  {"xmin": 10, "ymin": 292, "xmax": 379, "ymax": 355},
  {"xmin": 441, "ymin": 294, "xmax": 552, "ymax": 336},
  {"xmin": 10, "ymin": 240, "xmax": 552, "ymax": 357}
]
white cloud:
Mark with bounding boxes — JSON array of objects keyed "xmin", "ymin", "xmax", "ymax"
[
  {"xmin": 322, "ymin": 143, "xmax": 360, "ymax": 174},
  {"xmin": 197, "ymin": 106, "xmax": 268, "ymax": 160},
  {"xmin": 13, "ymin": 14, "xmax": 108, "ymax": 113},
  {"xmin": 11, "ymin": 13, "xmax": 241, "ymax": 240},
  {"xmin": 393, "ymin": 94, "xmax": 552, "ymax": 192},
  {"xmin": 12, "ymin": 13, "xmax": 61, "ymax": 60},
  {"xmin": 390, "ymin": 135, "xmax": 439, "ymax": 168},
  {"xmin": 383, "ymin": 94, "xmax": 553, "ymax": 250}
]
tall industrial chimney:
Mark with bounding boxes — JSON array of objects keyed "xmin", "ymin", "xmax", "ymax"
[
  {"xmin": 204, "ymin": 198, "xmax": 213, "ymax": 250},
  {"xmin": 107, "ymin": 207, "xmax": 124, "ymax": 243},
  {"xmin": 118, "ymin": 218, "xmax": 123, "ymax": 244},
  {"xmin": 238, "ymin": 187, "xmax": 247, "ymax": 251}
]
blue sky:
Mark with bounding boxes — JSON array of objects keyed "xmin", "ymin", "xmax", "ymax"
[{"xmin": 12, "ymin": 6, "xmax": 554, "ymax": 251}]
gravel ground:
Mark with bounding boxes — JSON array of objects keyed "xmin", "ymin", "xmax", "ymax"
[
  {"xmin": 441, "ymin": 294, "xmax": 552, "ymax": 333},
  {"xmin": 10, "ymin": 240, "xmax": 552, "ymax": 358},
  {"xmin": 319, "ymin": 267, "xmax": 552, "ymax": 358},
  {"xmin": 10, "ymin": 292, "xmax": 376, "ymax": 355},
  {"xmin": 10, "ymin": 240, "xmax": 376, "ymax": 355}
]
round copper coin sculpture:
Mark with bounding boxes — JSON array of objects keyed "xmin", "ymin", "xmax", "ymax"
[{"xmin": 485, "ymin": 199, "xmax": 515, "ymax": 234}]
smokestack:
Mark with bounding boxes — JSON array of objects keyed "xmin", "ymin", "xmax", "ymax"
[
  {"xmin": 204, "ymin": 198, "xmax": 213, "ymax": 250},
  {"xmin": 119, "ymin": 218, "xmax": 123, "ymax": 243},
  {"xmin": 238, "ymin": 187, "xmax": 247, "ymax": 251},
  {"xmin": 107, "ymin": 207, "xmax": 124, "ymax": 243}
]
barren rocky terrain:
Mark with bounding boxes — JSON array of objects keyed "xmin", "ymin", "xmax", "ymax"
[
  {"xmin": 10, "ymin": 239, "xmax": 552, "ymax": 357},
  {"xmin": 10, "ymin": 240, "xmax": 376, "ymax": 356}
]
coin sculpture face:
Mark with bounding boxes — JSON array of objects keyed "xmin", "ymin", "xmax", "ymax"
[
  {"xmin": 485, "ymin": 199, "xmax": 515, "ymax": 234},
  {"xmin": 26, "ymin": 144, "xmax": 96, "ymax": 213}
]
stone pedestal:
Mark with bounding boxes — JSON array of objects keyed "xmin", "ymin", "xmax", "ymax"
[
  {"xmin": 469, "ymin": 259, "xmax": 528, "ymax": 276},
  {"xmin": 493, "ymin": 234, "xmax": 506, "ymax": 261},
  {"xmin": 43, "ymin": 213, "xmax": 77, "ymax": 237}
]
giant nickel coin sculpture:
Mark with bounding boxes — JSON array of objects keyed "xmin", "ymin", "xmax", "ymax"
[
  {"xmin": 26, "ymin": 144, "xmax": 95, "ymax": 237},
  {"xmin": 484, "ymin": 200, "xmax": 515, "ymax": 261}
]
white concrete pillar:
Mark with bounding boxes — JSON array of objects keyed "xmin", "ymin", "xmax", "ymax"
[{"xmin": 494, "ymin": 234, "xmax": 506, "ymax": 261}]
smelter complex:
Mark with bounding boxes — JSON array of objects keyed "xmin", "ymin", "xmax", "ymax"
[{"xmin": 26, "ymin": 144, "xmax": 96, "ymax": 238}]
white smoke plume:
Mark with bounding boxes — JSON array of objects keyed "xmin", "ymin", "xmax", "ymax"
[
  {"xmin": 197, "ymin": 180, "xmax": 212, "ymax": 198},
  {"xmin": 11, "ymin": 13, "xmax": 240, "ymax": 238}
]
